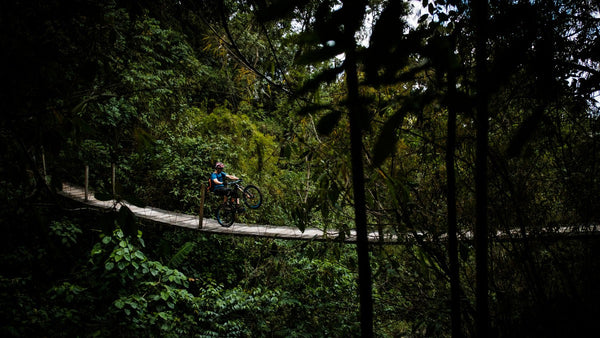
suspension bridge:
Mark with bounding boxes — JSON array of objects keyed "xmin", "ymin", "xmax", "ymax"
[
  {"xmin": 59, "ymin": 183, "xmax": 599, "ymax": 244},
  {"xmin": 58, "ymin": 183, "xmax": 397, "ymax": 243}
]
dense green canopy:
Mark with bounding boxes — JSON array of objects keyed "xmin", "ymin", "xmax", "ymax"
[{"xmin": 1, "ymin": 0, "xmax": 599, "ymax": 336}]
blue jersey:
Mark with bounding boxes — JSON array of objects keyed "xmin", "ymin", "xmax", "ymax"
[{"xmin": 210, "ymin": 172, "xmax": 227, "ymax": 190}]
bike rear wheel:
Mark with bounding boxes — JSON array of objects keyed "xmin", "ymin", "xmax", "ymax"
[
  {"xmin": 242, "ymin": 185, "xmax": 262, "ymax": 209},
  {"xmin": 216, "ymin": 203, "xmax": 235, "ymax": 227}
]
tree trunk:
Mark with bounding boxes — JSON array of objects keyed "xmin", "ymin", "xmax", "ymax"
[
  {"xmin": 345, "ymin": 45, "xmax": 374, "ymax": 338},
  {"xmin": 446, "ymin": 55, "xmax": 461, "ymax": 337},
  {"xmin": 472, "ymin": 0, "xmax": 490, "ymax": 336}
]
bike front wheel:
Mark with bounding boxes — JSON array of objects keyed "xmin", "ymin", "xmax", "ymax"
[
  {"xmin": 216, "ymin": 204, "xmax": 235, "ymax": 227},
  {"xmin": 242, "ymin": 185, "xmax": 262, "ymax": 209}
]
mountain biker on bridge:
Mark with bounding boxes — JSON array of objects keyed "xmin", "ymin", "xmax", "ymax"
[{"xmin": 211, "ymin": 162, "xmax": 243, "ymax": 210}]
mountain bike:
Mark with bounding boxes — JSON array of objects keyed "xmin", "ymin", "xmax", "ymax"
[{"xmin": 216, "ymin": 179, "xmax": 262, "ymax": 227}]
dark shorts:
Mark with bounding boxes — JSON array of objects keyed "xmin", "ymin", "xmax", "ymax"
[{"xmin": 213, "ymin": 187, "xmax": 235, "ymax": 197}]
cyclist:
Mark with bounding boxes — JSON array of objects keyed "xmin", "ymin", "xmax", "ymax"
[{"xmin": 211, "ymin": 162, "xmax": 244, "ymax": 210}]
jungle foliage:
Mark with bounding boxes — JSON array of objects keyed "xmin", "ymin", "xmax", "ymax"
[{"xmin": 1, "ymin": 0, "xmax": 600, "ymax": 336}]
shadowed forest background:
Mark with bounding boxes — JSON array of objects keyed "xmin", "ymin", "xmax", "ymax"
[{"xmin": 1, "ymin": 0, "xmax": 600, "ymax": 336}]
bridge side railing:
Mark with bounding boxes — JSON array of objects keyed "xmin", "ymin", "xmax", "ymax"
[{"xmin": 77, "ymin": 163, "xmax": 206, "ymax": 228}]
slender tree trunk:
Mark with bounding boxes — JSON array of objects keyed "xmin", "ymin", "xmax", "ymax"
[
  {"xmin": 345, "ymin": 45, "xmax": 374, "ymax": 338},
  {"xmin": 41, "ymin": 145, "xmax": 47, "ymax": 178},
  {"xmin": 84, "ymin": 165, "xmax": 89, "ymax": 202},
  {"xmin": 472, "ymin": 0, "xmax": 490, "ymax": 336},
  {"xmin": 112, "ymin": 162, "xmax": 116, "ymax": 197},
  {"xmin": 446, "ymin": 60, "xmax": 461, "ymax": 337}
]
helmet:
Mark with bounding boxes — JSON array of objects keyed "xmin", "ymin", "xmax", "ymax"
[{"xmin": 215, "ymin": 162, "xmax": 225, "ymax": 169}]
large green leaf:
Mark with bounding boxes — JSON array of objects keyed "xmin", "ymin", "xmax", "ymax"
[
  {"xmin": 167, "ymin": 241, "xmax": 195, "ymax": 268},
  {"xmin": 372, "ymin": 109, "xmax": 406, "ymax": 167},
  {"xmin": 295, "ymin": 66, "xmax": 344, "ymax": 96},
  {"xmin": 118, "ymin": 205, "xmax": 138, "ymax": 238},
  {"xmin": 317, "ymin": 110, "xmax": 343, "ymax": 135},
  {"xmin": 506, "ymin": 108, "xmax": 545, "ymax": 158}
]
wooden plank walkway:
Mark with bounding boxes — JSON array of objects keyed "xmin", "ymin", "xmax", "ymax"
[{"xmin": 59, "ymin": 183, "xmax": 397, "ymax": 243}]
